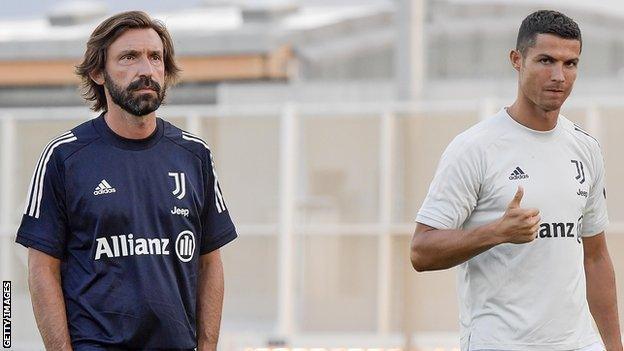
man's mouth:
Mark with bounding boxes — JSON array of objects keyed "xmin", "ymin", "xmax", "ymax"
[{"xmin": 134, "ymin": 87, "xmax": 157, "ymax": 93}]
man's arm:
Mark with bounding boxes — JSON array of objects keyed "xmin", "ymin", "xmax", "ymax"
[
  {"xmin": 412, "ymin": 221, "xmax": 503, "ymax": 271},
  {"xmin": 197, "ymin": 249, "xmax": 225, "ymax": 351},
  {"xmin": 411, "ymin": 186, "xmax": 540, "ymax": 271},
  {"xmin": 27, "ymin": 248, "xmax": 73, "ymax": 351},
  {"xmin": 583, "ymin": 233, "xmax": 623, "ymax": 351}
]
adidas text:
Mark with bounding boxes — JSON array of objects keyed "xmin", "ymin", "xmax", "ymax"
[
  {"xmin": 94, "ymin": 180, "xmax": 116, "ymax": 195},
  {"xmin": 509, "ymin": 167, "xmax": 529, "ymax": 180},
  {"xmin": 94, "ymin": 188, "xmax": 116, "ymax": 195}
]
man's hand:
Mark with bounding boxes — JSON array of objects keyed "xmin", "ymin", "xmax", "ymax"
[
  {"xmin": 492, "ymin": 186, "xmax": 541, "ymax": 244},
  {"xmin": 411, "ymin": 186, "xmax": 542, "ymax": 271}
]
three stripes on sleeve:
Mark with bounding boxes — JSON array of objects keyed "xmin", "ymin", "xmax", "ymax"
[
  {"xmin": 181, "ymin": 131, "xmax": 227, "ymax": 213},
  {"xmin": 23, "ymin": 130, "xmax": 227, "ymax": 219},
  {"xmin": 24, "ymin": 131, "xmax": 77, "ymax": 219}
]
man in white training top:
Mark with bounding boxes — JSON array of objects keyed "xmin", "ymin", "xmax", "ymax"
[{"xmin": 411, "ymin": 10, "xmax": 622, "ymax": 351}]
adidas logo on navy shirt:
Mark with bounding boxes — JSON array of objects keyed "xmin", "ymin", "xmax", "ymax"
[
  {"xmin": 509, "ymin": 167, "xmax": 529, "ymax": 180},
  {"xmin": 93, "ymin": 179, "xmax": 116, "ymax": 195}
]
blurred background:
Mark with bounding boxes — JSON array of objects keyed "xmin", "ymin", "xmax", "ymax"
[{"xmin": 1, "ymin": 0, "xmax": 624, "ymax": 350}]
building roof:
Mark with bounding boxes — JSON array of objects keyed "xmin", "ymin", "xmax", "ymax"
[
  {"xmin": 446, "ymin": 0, "xmax": 624, "ymax": 18},
  {"xmin": 0, "ymin": 2, "xmax": 393, "ymax": 60}
]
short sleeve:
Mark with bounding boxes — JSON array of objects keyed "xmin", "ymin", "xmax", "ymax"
[
  {"xmin": 581, "ymin": 147, "xmax": 609, "ymax": 237},
  {"xmin": 416, "ymin": 136, "xmax": 482, "ymax": 230},
  {"xmin": 200, "ymin": 149, "xmax": 237, "ymax": 254},
  {"xmin": 16, "ymin": 148, "xmax": 68, "ymax": 259}
]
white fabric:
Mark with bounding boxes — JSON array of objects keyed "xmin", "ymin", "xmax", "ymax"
[
  {"xmin": 472, "ymin": 341, "xmax": 605, "ymax": 351},
  {"xmin": 416, "ymin": 108, "xmax": 608, "ymax": 351},
  {"xmin": 577, "ymin": 342, "xmax": 606, "ymax": 351}
]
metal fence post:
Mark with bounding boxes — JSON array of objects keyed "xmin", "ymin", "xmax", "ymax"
[
  {"xmin": 277, "ymin": 103, "xmax": 297, "ymax": 341},
  {"xmin": 378, "ymin": 110, "xmax": 395, "ymax": 334}
]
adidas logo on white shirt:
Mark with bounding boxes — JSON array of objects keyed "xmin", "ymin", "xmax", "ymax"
[
  {"xmin": 93, "ymin": 179, "xmax": 117, "ymax": 195},
  {"xmin": 509, "ymin": 166, "xmax": 529, "ymax": 180}
]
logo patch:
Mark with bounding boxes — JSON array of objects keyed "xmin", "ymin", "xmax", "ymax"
[
  {"xmin": 577, "ymin": 215, "xmax": 584, "ymax": 243},
  {"xmin": 171, "ymin": 206, "xmax": 190, "ymax": 217},
  {"xmin": 93, "ymin": 179, "xmax": 116, "ymax": 196},
  {"xmin": 509, "ymin": 166, "xmax": 529, "ymax": 180},
  {"xmin": 175, "ymin": 230, "xmax": 195, "ymax": 262},
  {"xmin": 168, "ymin": 172, "xmax": 186, "ymax": 199},
  {"xmin": 93, "ymin": 232, "xmax": 197, "ymax": 262},
  {"xmin": 94, "ymin": 234, "xmax": 170, "ymax": 260},
  {"xmin": 571, "ymin": 160, "xmax": 586, "ymax": 184}
]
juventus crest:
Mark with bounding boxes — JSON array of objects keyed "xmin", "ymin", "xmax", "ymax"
[
  {"xmin": 570, "ymin": 160, "xmax": 585, "ymax": 184},
  {"xmin": 168, "ymin": 172, "xmax": 186, "ymax": 199}
]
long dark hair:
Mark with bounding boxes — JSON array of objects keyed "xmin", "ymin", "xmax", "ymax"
[{"xmin": 75, "ymin": 11, "xmax": 181, "ymax": 111}]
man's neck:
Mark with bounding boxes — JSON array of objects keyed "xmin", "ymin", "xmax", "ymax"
[
  {"xmin": 104, "ymin": 105, "xmax": 157, "ymax": 139},
  {"xmin": 507, "ymin": 95, "xmax": 560, "ymax": 132}
]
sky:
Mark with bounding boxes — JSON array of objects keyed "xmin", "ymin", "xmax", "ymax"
[
  {"xmin": 1, "ymin": 0, "xmax": 624, "ymax": 20},
  {"xmin": 0, "ymin": 0, "xmax": 386, "ymax": 20},
  {"xmin": 1, "ymin": 0, "xmax": 201, "ymax": 19}
]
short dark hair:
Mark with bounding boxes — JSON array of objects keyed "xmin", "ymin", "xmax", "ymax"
[
  {"xmin": 516, "ymin": 10, "xmax": 582, "ymax": 55},
  {"xmin": 75, "ymin": 11, "xmax": 181, "ymax": 112}
]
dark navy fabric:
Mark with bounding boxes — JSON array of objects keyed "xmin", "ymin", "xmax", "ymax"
[{"xmin": 16, "ymin": 114, "xmax": 237, "ymax": 350}]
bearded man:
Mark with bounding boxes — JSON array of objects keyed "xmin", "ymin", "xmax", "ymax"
[{"xmin": 16, "ymin": 11, "xmax": 237, "ymax": 351}]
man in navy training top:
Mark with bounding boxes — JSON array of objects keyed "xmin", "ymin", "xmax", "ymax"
[{"xmin": 15, "ymin": 11, "xmax": 237, "ymax": 350}]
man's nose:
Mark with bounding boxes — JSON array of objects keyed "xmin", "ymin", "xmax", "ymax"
[
  {"xmin": 551, "ymin": 64, "xmax": 565, "ymax": 82},
  {"xmin": 136, "ymin": 55, "xmax": 155, "ymax": 77}
]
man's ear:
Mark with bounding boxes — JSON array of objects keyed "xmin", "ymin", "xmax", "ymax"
[
  {"xmin": 89, "ymin": 70, "xmax": 104, "ymax": 85},
  {"xmin": 509, "ymin": 49, "xmax": 522, "ymax": 72}
]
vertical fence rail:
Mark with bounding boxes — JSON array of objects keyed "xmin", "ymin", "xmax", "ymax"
[
  {"xmin": 186, "ymin": 113, "xmax": 202, "ymax": 136},
  {"xmin": 377, "ymin": 111, "xmax": 395, "ymax": 334},
  {"xmin": 277, "ymin": 103, "xmax": 298, "ymax": 341},
  {"xmin": 585, "ymin": 103, "xmax": 601, "ymax": 142},
  {"xmin": 478, "ymin": 97, "xmax": 497, "ymax": 121}
]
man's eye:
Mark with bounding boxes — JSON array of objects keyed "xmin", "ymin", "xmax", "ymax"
[
  {"xmin": 539, "ymin": 58, "xmax": 552, "ymax": 64},
  {"xmin": 151, "ymin": 55, "xmax": 162, "ymax": 61},
  {"xmin": 121, "ymin": 55, "xmax": 134, "ymax": 61}
]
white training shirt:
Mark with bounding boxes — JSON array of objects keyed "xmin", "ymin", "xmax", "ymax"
[{"xmin": 416, "ymin": 108, "xmax": 609, "ymax": 351}]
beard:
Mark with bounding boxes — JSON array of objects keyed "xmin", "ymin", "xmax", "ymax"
[{"xmin": 104, "ymin": 72, "xmax": 167, "ymax": 117}]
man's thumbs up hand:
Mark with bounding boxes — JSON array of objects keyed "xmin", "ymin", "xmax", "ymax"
[{"xmin": 494, "ymin": 186, "xmax": 541, "ymax": 244}]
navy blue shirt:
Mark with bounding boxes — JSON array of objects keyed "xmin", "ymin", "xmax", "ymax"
[{"xmin": 16, "ymin": 114, "xmax": 237, "ymax": 350}]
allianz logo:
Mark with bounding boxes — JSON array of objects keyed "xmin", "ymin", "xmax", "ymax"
[
  {"xmin": 95, "ymin": 231, "xmax": 196, "ymax": 262},
  {"xmin": 535, "ymin": 217, "xmax": 583, "ymax": 244}
]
